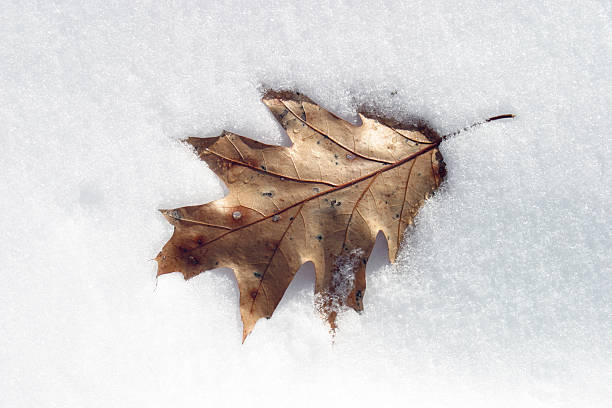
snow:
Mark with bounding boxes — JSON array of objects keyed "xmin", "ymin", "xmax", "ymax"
[{"xmin": 1, "ymin": 1, "xmax": 611, "ymax": 407}]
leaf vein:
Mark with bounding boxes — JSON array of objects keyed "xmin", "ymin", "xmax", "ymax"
[{"xmin": 281, "ymin": 101, "xmax": 393, "ymax": 165}]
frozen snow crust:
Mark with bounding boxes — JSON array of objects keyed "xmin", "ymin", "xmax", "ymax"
[{"xmin": 1, "ymin": 1, "xmax": 610, "ymax": 407}]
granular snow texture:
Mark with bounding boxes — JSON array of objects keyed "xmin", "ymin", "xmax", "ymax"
[{"xmin": 1, "ymin": 1, "xmax": 610, "ymax": 407}]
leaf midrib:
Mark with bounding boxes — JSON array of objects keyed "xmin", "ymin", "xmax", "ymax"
[{"xmin": 181, "ymin": 141, "xmax": 440, "ymax": 252}]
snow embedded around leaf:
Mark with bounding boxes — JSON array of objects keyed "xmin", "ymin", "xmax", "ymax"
[{"xmin": 156, "ymin": 90, "xmax": 445, "ymax": 341}]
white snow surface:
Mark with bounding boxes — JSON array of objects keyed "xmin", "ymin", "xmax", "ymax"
[{"xmin": 1, "ymin": 1, "xmax": 611, "ymax": 407}]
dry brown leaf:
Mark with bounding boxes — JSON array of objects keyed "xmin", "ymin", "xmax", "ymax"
[{"xmin": 156, "ymin": 90, "xmax": 447, "ymax": 341}]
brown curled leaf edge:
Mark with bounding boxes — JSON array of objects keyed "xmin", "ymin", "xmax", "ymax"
[{"xmin": 156, "ymin": 90, "xmax": 447, "ymax": 342}]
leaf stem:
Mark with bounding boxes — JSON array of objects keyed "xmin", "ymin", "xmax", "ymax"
[{"xmin": 442, "ymin": 114, "xmax": 516, "ymax": 140}]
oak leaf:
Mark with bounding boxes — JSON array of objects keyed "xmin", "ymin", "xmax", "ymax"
[{"xmin": 156, "ymin": 90, "xmax": 447, "ymax": 341}]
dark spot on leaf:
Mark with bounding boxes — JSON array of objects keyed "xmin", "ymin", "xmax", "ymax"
[
  {"xmin": 362, "ymin": 258, "xmax": 367, "ymax": 265},
  {"xmin": 313, "ymin": 187, "xmax": 319, "ymax": 192},
  {"xmin": 254, "ymin": 272, "xmax": 262, "ymax": 278},
  {"xmin": 356, "ymin": 290, "xmax": 363, "ymax": 304},
  {"xmin": 334, "ymin": 154, "xmax": 338, "ymax": 159},
  {"xmin": 250, "ymin": 290, "xmax": 258, "ymax": 299},
  {"xmin": 262, "ymin": 191, "xmax": 274, "ymax": 197},
  {"xmin": 188, "ymin": 256, "xmax": 199, "ymax": 265},
  {"xmin": 316, "ymin": 234, "xmax": 323, "ymax": 241},
  {"xmin": 261, "ymin": 165, "xmax": 267, "ymax": 170},
  {"xmin": 215, "ymin": 261, "xmax": 219, "ymax": 266}
]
